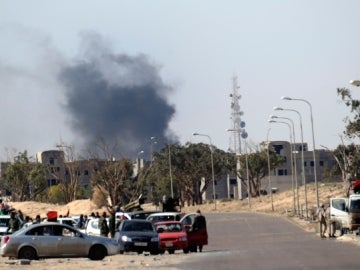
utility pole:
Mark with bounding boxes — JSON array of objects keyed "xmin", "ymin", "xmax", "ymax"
[{"xmin": 229, "ymin": 76, "xmax": 246, "ymax": 200}]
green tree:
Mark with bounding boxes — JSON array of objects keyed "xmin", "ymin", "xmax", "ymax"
[
  {"xmin": 5, "ymin": 151, "xmax": 47, "ymax": 201},
  {"xmin": 147, "ymin": 143, "xmax": 231, "ymax": 206},
  {"xmin": 336, "ymin": 87, "xmax": 360, "ymax": 194},
  {"xmin": 238, "ymin": 145, "xmax": 285, "ymax": 197}
]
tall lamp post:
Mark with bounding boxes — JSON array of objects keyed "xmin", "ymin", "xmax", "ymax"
[
  {"xmin": 281, "ymin": 96, "xmax": 319, "ymax": 208},
  {"xmin": 243, "ymin": 138, "xmax": 251, "ymax": 208},
  {"xmin": 268, "ymin": 119, "xmax": 297, "ymax": 214},
  {"xmin": 150, "ymin": 136, "xmax": 157, "ymax": 164},
  {"xmin": 168, "ymin": 144, "xmax": 174, "ymax": 198},
  {"xmin": 193, "ymin": 132, "xmax": 216, "ymax": 210},
  {"xmin": 266, "ymin": 128, "xmax": 274, "ymax": 211},
  {"xmin": 273, "ymin": 107, "xmax": 307, "ymax": 217}
]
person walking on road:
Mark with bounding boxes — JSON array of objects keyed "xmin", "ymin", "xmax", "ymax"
[
  {"xmin": 326, "ymin": 203, "xmax": 336, "ymax": 238},
  {"xmin": 192, "ymin": 209, "xmax": 207, "ymax": 252},
  {"xmin": 318, "ymin": 203, "xmax": 327, "ymax": 238}
]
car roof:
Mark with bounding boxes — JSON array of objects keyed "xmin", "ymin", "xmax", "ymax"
[
  {"xmin": 154, "ymin": 221, "xmax": 182, "ymax": 225},
  {"xmin": 147, "ymin": 212, "xmax": 181, "ymax": 217},
  {"xmin": 123, "ymin": 219, "xmax": 152, "ymax": 223}
]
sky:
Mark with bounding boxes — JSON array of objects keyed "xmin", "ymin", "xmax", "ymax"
[{"xmin": 1, "ymin": 0, "xmax": 360, "ymax": 161}]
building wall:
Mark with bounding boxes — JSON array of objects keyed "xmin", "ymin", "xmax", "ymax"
[{"xmin": 204, "ymin": 140, "xmax": 339, "ymax": 201}]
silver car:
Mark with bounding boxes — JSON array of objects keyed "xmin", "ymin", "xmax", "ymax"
[{"xmin": 0, "ymin": 222, "xmax": 120, "ymax": 260}]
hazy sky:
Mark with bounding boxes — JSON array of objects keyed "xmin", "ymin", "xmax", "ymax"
[{"xmin": 1, "ymin": 0, "xmax": 360, "ymax": 160}]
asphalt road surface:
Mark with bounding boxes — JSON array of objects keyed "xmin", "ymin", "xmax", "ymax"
[{"xmin": 178, "ymin": 212, "xmax": 360, "ymax": 270}]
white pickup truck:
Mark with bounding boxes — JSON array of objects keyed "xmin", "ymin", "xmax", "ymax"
[{"xmin": 330, "ymin": 194, "xmax": 360, "ymax": 234}]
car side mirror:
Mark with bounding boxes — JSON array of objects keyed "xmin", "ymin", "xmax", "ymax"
[{"xmin": 157, "ymin": 228, "xmax": 164, "ymax": 233}]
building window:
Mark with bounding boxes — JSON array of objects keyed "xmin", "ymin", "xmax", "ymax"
[
  {"xmin": 230, "ymin": 179, "xmax": 237, "ymax": 185},
  {"xmin": 319, "ymin": 161, "xmax": 324, "ymax": 167},
  {"xmin": 49, "ymin": 157, "xmax": 54, "ymax": 165},
  {"xmin": 84, "ymin": 170, "xmax": 89, "ymax": 176},
  {"xmin": 304, "ymin": 161, "xmax": 307, "ymax": 167},
  {"xmin": 310, "ymin": 161, "xmax": 314, "ymax": 167},
  {"xmin": 278, "ymin": 169, "xmax": 287, "ymax": 176}
]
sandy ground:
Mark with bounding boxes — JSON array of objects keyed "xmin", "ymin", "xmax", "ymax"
[
  {"xmin": 1, "ymin": 182, "xmax": 358, "ymax": 269},
  {"xmin": 0, "ymin": 252, "xmax": 191, "ymax": 270}
]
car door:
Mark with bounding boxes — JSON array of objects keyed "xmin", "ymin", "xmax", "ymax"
[
  {"xmin": 330, "ymin": 198, "xmax": 349, "ymax": 228},
  {"xmin": 54, "ymin": 225, "xmax": 88, "ymax": 256},
  {"xmin": 180, "ymin": 213, "xmax": 208, "ymax": 246},
  {"xmin": 26, "ymin": 225, "xmax": 59, "ymax": 257}
]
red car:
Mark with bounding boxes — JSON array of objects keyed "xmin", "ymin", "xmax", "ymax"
[{"xmin": 154, "ymin": 221, "xmax": 188, "ymax": 254}]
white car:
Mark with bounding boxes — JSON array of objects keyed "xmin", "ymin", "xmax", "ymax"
[
  {"xmin": 43, "ymin": 217, "xmax": 77, "ymax": 227},
  {"xmin": 0, "ymin": 216, "xmax": 10, "ymax": 237},
  {"xmin": 146, "ymin": 212, "xmax": 185, "ymax": 224},
  {"xmin": 81, "ymin": 213, "xmax": 131, "ymax": 236}
]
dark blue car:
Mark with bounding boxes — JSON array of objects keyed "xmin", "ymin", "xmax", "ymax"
[{"xmin": 115, "ymin": 220, "xmax": 160, "ymax": 254}]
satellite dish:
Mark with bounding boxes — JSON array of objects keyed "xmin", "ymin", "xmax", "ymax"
[
  {"xmin": 240, "ymin": 121, "xmax": 246, "ymax": 128},
  {"xmin": 241, "ymin": 131, "xmax": 248, "ymax": 139}
]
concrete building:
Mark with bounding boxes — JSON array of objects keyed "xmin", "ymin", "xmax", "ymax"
[{"xmin": 203, "ymin": 140, "xmax": 338, "ymax": 201}]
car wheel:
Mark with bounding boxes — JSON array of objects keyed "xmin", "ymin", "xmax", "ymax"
[
  {"xmin": 18, "ymin": 246, "xmax": 37, "ymax": 260},
  {"xmin": 89, "ymin": 245, "xmax": 107, "ymax": 260},
  {"xmin": 183, "ymin": 247, "xmax": 189, "ymax": 254},
  {"xmin": 137, "ymin": 250, "xmax": 143, "ymax": 254},
  {"xmin": 120, "ymin": 250, "xmax": 124, "ymax": 254},
  {"xmin": 168, "ymin": 249, "xmax": 175, "ymax": 254}
]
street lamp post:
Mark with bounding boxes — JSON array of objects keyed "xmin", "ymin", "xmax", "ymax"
[
  {"xmin": 168, "ymin": 144, "xmax": 174, "ymax": 198},
  {"xmin": 274, "ymin": 107, "xmax": 307, "ymax": 217},
  {"xmin": 266, "ymin": 128, "xmax": 274, "ymax": 211},
  {"xmin": 243, "ymin": 138, "xmax": 251, "ymax": 208},
  {"xmin": 281, "ymin": 96, "xmax": 319, "ymax": 209},
  {"xmin": 268, "ymin": 119, "xmax": 297, "ymax": 214},
  {"xmin": 193, "ymin": 132, "xmax": 216, "ymax": 210},
  {"xmin": 150, "ymin": 136, "xmax": 157, "ymax": 164}
]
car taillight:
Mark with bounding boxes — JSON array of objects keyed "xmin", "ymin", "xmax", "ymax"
[{"xmin": 3, "ymin": 236, "xmax": 10, "ymax": 244}]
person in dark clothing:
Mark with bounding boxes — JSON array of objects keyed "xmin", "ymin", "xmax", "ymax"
[
  {"xmin": 77, "ymin": 214, "xmax": 85, "ymax": 229},
  {"xmin": 7, "ymin": 211, "xmax": 20, "ymax": 234},
  {"xmin": 108, "ymin": 209, "xmax": 116, "ymax": 238},
  {"xmin": 192, "ymin": 209, "xmax": 207, "ymax": 252},
  {"xmin": 33, "ymin": 214, "xmax": 41, "ymax": 224},
  {"xmin": 193, "ymin": 210, "xmax": 207, "ymax": 231},
  {"xmin": 99, "ymin": 211, "xmax": 109, "ymax": 237}
]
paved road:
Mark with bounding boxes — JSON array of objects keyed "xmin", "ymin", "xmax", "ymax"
[{"xmin": 178, "ymin": 212, "xmax": 360, "ymax": 270}]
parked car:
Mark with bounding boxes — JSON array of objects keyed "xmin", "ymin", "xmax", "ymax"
[
  {"xmin": 81, "ymin": 214, "xmax": 130, "ymax": 236},
  {"xmin": 154, "ymin": 221, "xmax": 188, "ymax": 254},
  {"xmin": 146, "ymin": 212, "xmax": 184, "ymax": 224},
  {"xmin": 43, "ymin": 217, "xmax": 77, "ymax": 227},
  {"xmin": 128, "ymin": 210, "xmax": 161, "ymax": 220},
  {"xmin": 0, "ymin": 222, "xmax": 120, "ymax": 260},
  {"xmin": 115, "ymin": 219, "xmax": 160, "ymax": 254},
  {"xmin": 180, "ymin": 213, "xmax": 208, "ymax": 253},
  {"xmin": 0, "ymin": 216, "xmax": 10, "ymax": 238}
]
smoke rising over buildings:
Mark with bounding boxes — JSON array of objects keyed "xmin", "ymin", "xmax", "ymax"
[{"xmin": 58, "ymin": 33, "xmax": 177, "ymax": 158}]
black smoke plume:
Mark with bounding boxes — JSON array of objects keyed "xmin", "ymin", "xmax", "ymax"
[{"xmin": 58, "ymin": 33, "xmax": 177, "ymax": 158}]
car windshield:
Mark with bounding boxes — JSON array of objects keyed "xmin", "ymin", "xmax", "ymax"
[
  {"xmin": 122, "ymin": 222, "xmax": 154, "ymax": 232},
  {"xmin": 0, "ymin": 217, "xmax": 10, "ymax": 227},
  {"xmin": 350, "ymin": 199, "xmax": 360, "ymax": 213}
]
